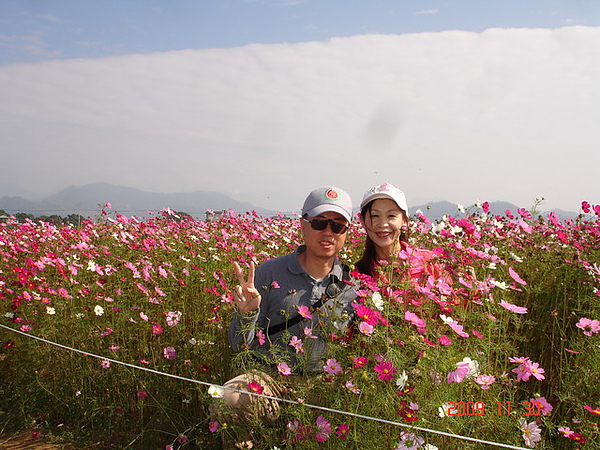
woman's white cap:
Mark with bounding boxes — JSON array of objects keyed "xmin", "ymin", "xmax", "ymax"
[{"xmin": 360, "ymin": 183, "xmax": 408, "ymax": 213}]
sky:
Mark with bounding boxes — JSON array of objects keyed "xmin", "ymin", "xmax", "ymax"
[{"xmin": 1, "ymin": 0, "xmax": 599, "ymax": 214}]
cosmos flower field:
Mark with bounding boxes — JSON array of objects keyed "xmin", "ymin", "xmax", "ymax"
[{"xmin": 1, "ymin": 202, "xmax": 599, "ymax": 449}]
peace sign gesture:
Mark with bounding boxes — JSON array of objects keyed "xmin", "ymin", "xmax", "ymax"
[{"xmin": 232, "ymin": 261, "xmax": 261, "ymax": 313}]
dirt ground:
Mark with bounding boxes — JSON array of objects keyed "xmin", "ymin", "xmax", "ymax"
[{"xmin": 0, "ymin": 431, "xmax": 77, "ymax": 450}]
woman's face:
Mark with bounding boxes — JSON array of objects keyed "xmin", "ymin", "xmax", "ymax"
[{"xmin": 361, "ymin": 198, "xmax": 407, "ymax": 253}]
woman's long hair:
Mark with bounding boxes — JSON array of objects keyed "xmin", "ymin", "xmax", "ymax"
[{"xmin": 355, "ymin": 200, "xmax": 409, "ymax": 278}]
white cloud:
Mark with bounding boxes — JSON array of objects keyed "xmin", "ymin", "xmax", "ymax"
[
  {"xmin": 1, "ymin": 26, "xmax": 599, "ymax": 212},
  {"xmin": 415, "ymin": 9, "xmax": 439, "ymax": 15}
]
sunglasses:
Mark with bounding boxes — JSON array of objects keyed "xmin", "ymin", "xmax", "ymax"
[{"xmin": 302, "ymin": 216, "xmax": 349, "ymax": 234}]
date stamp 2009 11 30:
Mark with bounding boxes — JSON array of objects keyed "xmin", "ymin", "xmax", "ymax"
[{"xmin": 446, "ymin": 401, "xmax": 543, "ymax": 416}]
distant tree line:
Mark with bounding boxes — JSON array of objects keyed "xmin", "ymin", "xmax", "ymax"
[
  {"xmin": 0, "ymin": 210, "xmax": 87, "ymax": 226},
  {"xmin": 0, "ymin": 209, "xmax": 203, "ymax": 226}
]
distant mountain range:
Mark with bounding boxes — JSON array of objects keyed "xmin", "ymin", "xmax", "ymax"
[
  {"xmin": 0, "ymin": 182, "xmax": 272, "ymax": 219},
  {"xmin": 0, "ymin": 182, "xmax": 579, "ymax": 221}
]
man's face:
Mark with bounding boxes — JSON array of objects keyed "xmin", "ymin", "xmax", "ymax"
[{"xmin": 300, "ymin": 211, "xmax": 348, "ymax": 261}]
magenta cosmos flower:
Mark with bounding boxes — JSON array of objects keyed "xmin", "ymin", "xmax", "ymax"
[
  {"xmin": 374, "ymin": 361, "xmax": 397, "ymax": 381},
  {"xmin": 353, "ymin": 356, "xmax": 368, "ymax": 368}
]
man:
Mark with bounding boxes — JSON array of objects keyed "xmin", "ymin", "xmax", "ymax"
[{"xmin": 223, "ymin": 185, "xmax": 356, "ymax": 418}]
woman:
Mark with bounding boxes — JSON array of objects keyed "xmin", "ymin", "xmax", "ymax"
[{"xmin": 356, "ymin": 183, "xmax": 443, "ymax": 284}]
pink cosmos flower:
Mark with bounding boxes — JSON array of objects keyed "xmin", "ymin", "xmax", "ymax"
[
  {"xmin": 531, "ymin": 397, "xmax": 553, "ymax": 416},
  {"xmin": 509, "ymin": 356, "xmax": 529, "ymax": 364},
  {"xmin": 271, "ymin": 281, "xmax": 280, "ymax": 289},
  {"xmin": 345, "ymin": 380, "xmax": 361, "ymax": 394},
  {"xmin": 323, "ymin": 358, "xmax": 342, "ymax": 375},
  {"xmin": 166, "ymin": 310, "xmax": 182, "ymax": 326},
  {"xmin": 396, "ymin": 432, "xmax": 424, "ymax": 450},
  {"xmin": 289, "ymin": 336, "xmax": 304, "ymax": 353},
  {"xmin": 582, "ymin": 201, "xmax": 591, "ymax": 213},
  {"xmin": 152, "ymin": 323, "xmax": 164, "ymax": 334},
  {"xmin": 58, "ymin": 287, "xmax": 71, "ymax": 298},
  {"xmin": 404, "ymin": 310, "xmax": 426, "ymax": 333},
  {"xmin": 358, "ymin": 321, "xmax": 375, "ymax": 336},
  {"xmin": 256, "ymin": 329, "xmax": 266, "ymax": 345},
  {"xmin": 439, "ymin": 335, "xmax": 453, "ymax": 345},
  {"xmin": 475, "ymin": 374, "xmax": 496, "ymax": 389},
  {"xmin": 137, "ymin": 390, "xmax": 147, "ymax": 398},
  {"xmin": 101, "ymin": 359, "xmax": 111, "ymax": 369},
  {"xmin": 374, "ymin": 361, "xmax": 397, "ymax": 381},
  {"xmin": 277, "ymin": 362, "xmax": 291, "ymax": 376},
  {"xmin": 583, "ymin": 405, "xmax": 600, "ymax": 416},
  {"xmin": 508, "ymin": 267, "xmax": 527, "ymax": 285},
  {"xmin": 447, "ymin": 363, "xmax": 470, "ymax": 384},
  {"xmin": 208, "ymin": 421, "xmax": 219, "ymax": 433},
  {"xmin": 335, "ymin": 423, "xmax": 349, "ymax": 439},
  {"xmin": 447, "ymin": 321, "xmax": 469, "ymax": 337},
  {"xmin": 315, "ymin": 416, "xmax": 331, "ymax": 442},
  {"xmin": 518, "ymin": 208, "xmax": 532, "ymax": 219},
  {"xmin": 511, "ymin": 357, "xmax": 545, "ymax": 382},
  {"xmin": 519, "ymin": 418, "xmax": 542, "ymax": 448},
  {"xmin": 297, "ymin": 305, "xmax": 312, "ymax": 319},
  {"xmin": 576, "ymin": 317, "xmax": 600, "ymax": 336},
  {"xmin": 558, "ymin": 427, "xmax": 587, "ymax": 443},
  {"xmin": 303, "ymin": 327, "xmax": 317, "ymax": 339},
  {"xmin": 163, "ymin": 346, "xmax": 176, "ymax": 360},
  {"xmin": 499, "ymin": 300, "xmax": 528, "ymax": 314}
]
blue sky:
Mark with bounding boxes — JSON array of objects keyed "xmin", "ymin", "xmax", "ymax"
[
  {"xmin": 1, "ymin": 1, "xmax": 599, "ymax": 213},
  {"xmin": 2, "ymin": 0, "xmax": 598, "ymax": 64}
]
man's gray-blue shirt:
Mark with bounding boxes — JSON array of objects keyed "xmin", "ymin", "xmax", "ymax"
[{"xmin": 228, "ymin": 245, "xmax": 356, "ymax": 371}]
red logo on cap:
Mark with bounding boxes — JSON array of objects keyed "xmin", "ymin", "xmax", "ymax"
[{"xmin": 325, "ymin": 189, "xmax": 339, "ymax": 200}]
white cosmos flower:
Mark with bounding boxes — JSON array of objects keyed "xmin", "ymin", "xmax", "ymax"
[
  {"xmin": 490, "ymin": 280, "xmax": 509, "ymax": 290},
  {"xmin": 461, "ymin": 357, "xmax": 480, "ymax": 377},
  {"xmin": 371, "ymin": 292, "xmax": 384, "ymax": 311},
  {"xmin": 450, "ymin": 225, "xmax": 462, "ymax": 235},
  {"xmin": 439, "ymin": 314, "xmax": 454, "ymax": 325},
  {"xmin": 396, "ymin": 371, "xmax": 409, "ymax": 390},
  {"xmin": 438, "ymin": 403, "xmax": 453, "ymax": 417},
  {"xmin": 208, "ymin": 385, "xmax": 225, "ymax": 398},
  {"xmin": 510, "ymin": 252, "xmax": 524, "ymax": 263},
  {"xmin": 46, "ymin": 306, "xmax": 56, "ymax": 315},
  {"xmin": 94, "ymin": 305, "xmax": 104, "ymax": 316}
]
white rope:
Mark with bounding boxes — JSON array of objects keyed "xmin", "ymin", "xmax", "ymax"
[{"xmin": 0, "ymin": 323, "xmax": 529, "ymax": 449}]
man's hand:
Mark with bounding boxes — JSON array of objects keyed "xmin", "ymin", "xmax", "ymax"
[{"xmin": 233, "ymin": 261, "xmax": 261, "ymax": 313}]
